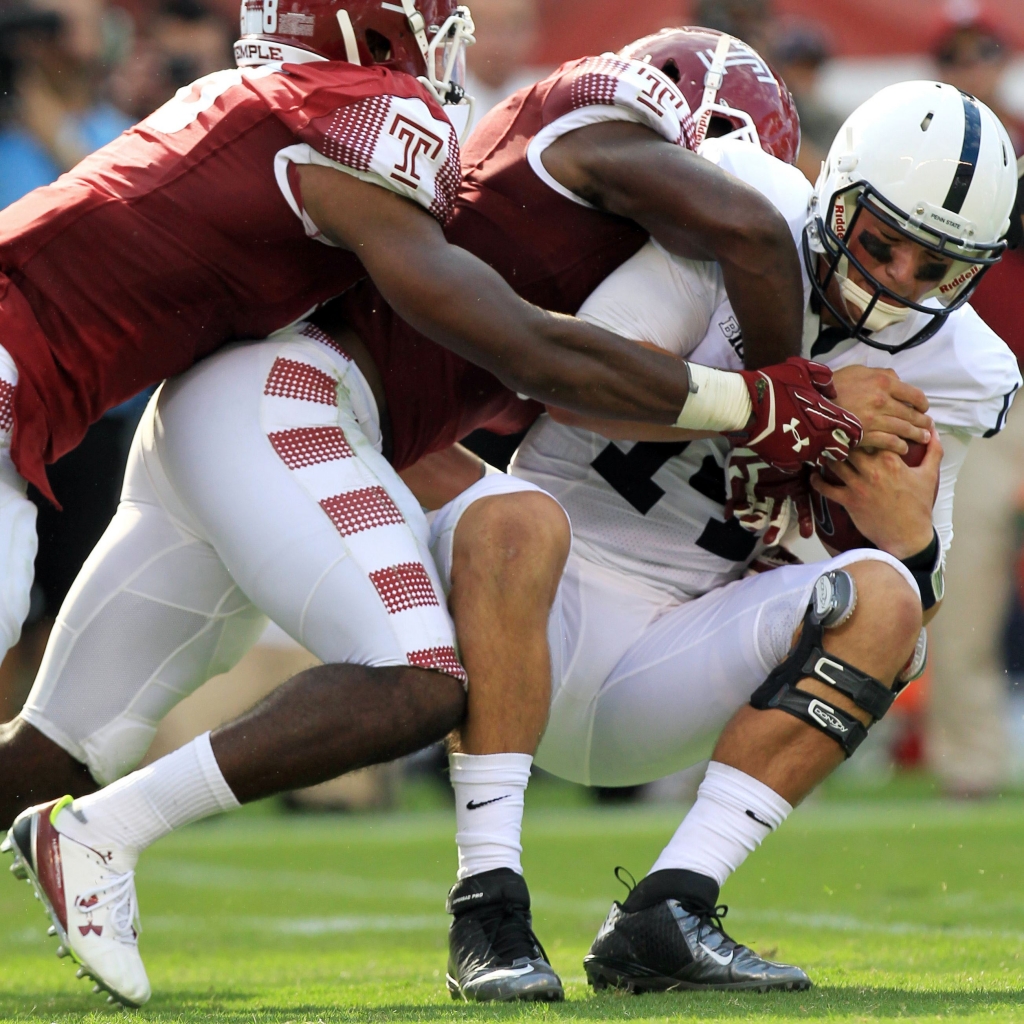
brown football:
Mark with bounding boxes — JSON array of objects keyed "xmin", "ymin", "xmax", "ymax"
[{"xmin": 812, "ymin": 441, "xmax": 929, "ymax": 553}]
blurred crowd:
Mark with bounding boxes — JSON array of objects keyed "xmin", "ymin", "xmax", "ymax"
[
  {"xmin": 3, "ymin": 0, "xmax": 1024, "ymax": 802},
  {"xmin": 0, "ymin": 0, "xmax": 233, "ymax": 207}
]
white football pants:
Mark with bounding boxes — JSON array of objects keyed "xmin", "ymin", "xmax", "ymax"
[
  {"xmin": 431, "ymin": 475, "xmax": 919, "ymax": 788},
  {"xmin": 0, "ymin": 342, "xmax": 37, "ymax": 659},
  {"xmin": 21, "ymin": 325, "xmax": 463, "ymax": 785}
]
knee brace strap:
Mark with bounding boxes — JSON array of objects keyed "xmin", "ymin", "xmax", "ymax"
[{"xmin": 749, "ymin": 577, "xmax": 897, "ymax": 758}]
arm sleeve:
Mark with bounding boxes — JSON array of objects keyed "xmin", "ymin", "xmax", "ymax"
[
  {"xmin": 574, "ymin": 240, "xmax": 722, "ymax": 356},
  {"xmin": 933, "ymin": 429, "xmax": 970, "ymax": 554},
  {"xmin": 527, "ymin": 56, "xmax": 694, "ymax": 208},
  {"xmin": 273, "ymin": 91, "xmax": 460, "ymax": 240}
]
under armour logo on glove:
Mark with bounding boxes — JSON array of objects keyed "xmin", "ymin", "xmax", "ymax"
[
  {"xmin": 782, "ymin": 419, "xmax": 809, "ymax": 453},
  {"xmin": 725, "ymin": 451, "xmax": 814, "ymax": 547},
  {"xmin": 727, "ymin": 358, "xmax": 863, "ymax": 472}
]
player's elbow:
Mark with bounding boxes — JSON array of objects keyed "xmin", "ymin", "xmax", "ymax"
[{"xmin": 717, "ymin": 196, "xmax": 793, "ymax": 272}]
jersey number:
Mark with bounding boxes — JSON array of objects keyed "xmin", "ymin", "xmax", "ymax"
[
  {"xmin": 591, "ymin": 441, "xmax": 757, "ymax": 562},
  {"xmin": 262, "ymin": 0, "xmax": 278, "ymax": 32}
]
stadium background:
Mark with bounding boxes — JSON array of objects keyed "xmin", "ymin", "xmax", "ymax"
[{"xmin": 2, "ymin": 2, "xmax": 1024, "ymax": 1017}]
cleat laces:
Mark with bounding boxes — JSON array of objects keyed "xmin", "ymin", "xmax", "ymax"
[
  {"xmin": 74, "ymin": 871, "xmax": 141, "ymax": 946},
  {"xmin": 694, "ymin": 903, "xmax": 738, "ymax": 949},
  {"xmin": 477, "ymin": 900, "xmax": 548, "ymax": 964}
]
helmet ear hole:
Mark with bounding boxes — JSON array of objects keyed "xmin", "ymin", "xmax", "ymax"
[
  {"xmin": 705, "ymin": 114, "xmax": 734, "ymax": 139},
  {"xmin": 365, "ymin": 29, "xmax": 392, "ymax": 63},
  {"xmin": 660, "ymin": 58, "xmax": 680, "ymax": 83}
]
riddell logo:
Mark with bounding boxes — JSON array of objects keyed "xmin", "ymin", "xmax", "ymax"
[
  {"xmin": 389, "ymin": 114, "xmax": 444, "ymax": 189},
  {"xmin": 833, "ymin": 201, "xmax": 847, "ymax": 237},
  {"xmin": 939, "ymin": 264, "xmax": 981, "ymax": 295}
]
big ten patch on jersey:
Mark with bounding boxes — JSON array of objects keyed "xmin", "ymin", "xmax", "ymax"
[
  {"xmin": 688, "ymin": 299, "xmax": 746, "ymax": 373},
  {"xmin": 542, "ymin": 54, "xmax": 695, "ymax": 148},
  {"xmin": 513, "ymin": 422, "xmax": 766, "ymax": 601}
]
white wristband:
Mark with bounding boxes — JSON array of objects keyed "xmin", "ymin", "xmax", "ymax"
[{"xmin": 674, "ymin": 363, "xmax": 753, "ymax": 432}]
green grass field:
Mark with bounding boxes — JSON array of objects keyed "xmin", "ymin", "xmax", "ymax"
[{"xmin": 3, "ymin": 786, "xmax": 1024, "ymax": 1023}]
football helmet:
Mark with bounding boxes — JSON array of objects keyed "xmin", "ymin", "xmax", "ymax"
[
  {"xmin": 806, "ymin": 80, "xmax": 1017, "ymax": 352},
  {"xmin": 619, "ymin": 27, "xmax": 800, "ymax": 164},
  {"xmin": 234, "ymin": 0, "xmax": 475, "ymax": 107}
]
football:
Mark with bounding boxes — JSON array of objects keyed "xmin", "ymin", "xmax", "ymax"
[{"xmin": 812, "ymin": 441, "xmax": 929, "ymax": 553}]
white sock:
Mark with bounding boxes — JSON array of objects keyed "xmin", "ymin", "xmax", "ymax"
[
  {"xmin": 649, "ymin": 761, "xmax": 792, "ymax": 886},
  {"xmin": 450, "ymin": 752, "xmax": 532, "ymax": 880},
  {"xmin": 56, "ymin": 732, "xmax": 239, "ymax": 871}
]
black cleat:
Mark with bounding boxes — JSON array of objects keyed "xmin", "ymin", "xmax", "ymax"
[
  {"xmin": 584, "ymin": 869, "xmax": 811, "ymax": 994},
  {"xmin": 446, "ymin": 868, "xmax": 564, "ymax": 1002}
]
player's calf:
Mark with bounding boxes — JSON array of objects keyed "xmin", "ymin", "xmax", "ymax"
[
  {"xmin": 737, "ymin": 557, "xmax": 923, "ymax": 801},
  {"xmin": 586, "ymin": 556, "xmax": 921, "ymax": 993},
  {"xmin": 0, "ymin": 718, "xmax": 97, "ymax": 829},
  {"xmin": 443, "ymin": 486, "xmax": 570, "ymax": 1001},
  {"xmin": 448, "ymin": 488, "xmax": 569, "ymax": 755}
]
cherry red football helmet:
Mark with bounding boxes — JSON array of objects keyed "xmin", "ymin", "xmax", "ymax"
[
  {"xmin": 235, "ymin": 0, "xmax": 475, "ymax": 106},
  {"xmin": 620, "ymin": 27, "xmax": 800, "ymax": 165}
]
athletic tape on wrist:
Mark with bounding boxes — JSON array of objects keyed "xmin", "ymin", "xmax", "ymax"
[{"xmin": 675, "ymin": 363, "xmax": 753, "ymax": 433}]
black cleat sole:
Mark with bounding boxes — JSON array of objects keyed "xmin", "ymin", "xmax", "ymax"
[{"xmin": 585, "ymin": 956, "xmax": 813, "ymax": 994}]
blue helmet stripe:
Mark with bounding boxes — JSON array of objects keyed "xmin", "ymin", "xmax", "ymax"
[{"xmin": 942, "ymin": 92, "xmax": 982, "ymax": 214}]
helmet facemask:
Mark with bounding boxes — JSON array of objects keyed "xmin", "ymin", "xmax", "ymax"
[
  {"xmin": 805, "ymin": 180, "xmax": 1006, "ymax": 353},
  {"xmin": 398, "ymin": 0, "xmax": 475, "ymax": 110},
  {"xmin": 691, "ymin": 33, "xmax": 763, "ymax": 152}
]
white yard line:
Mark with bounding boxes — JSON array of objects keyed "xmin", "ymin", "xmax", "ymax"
[{"xmin": 731, "ymin": 908, "xmax": 1024, "ymax": 943}]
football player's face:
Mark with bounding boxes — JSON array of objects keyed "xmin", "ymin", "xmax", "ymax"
[{"xmin": 842, "ymin": 207, "xmax": 953, "ymax": 305}]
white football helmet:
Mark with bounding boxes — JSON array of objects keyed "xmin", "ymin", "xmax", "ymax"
[{"xmin": 805, "ymin": 80, "xmax": 1018, "ymax": 353}]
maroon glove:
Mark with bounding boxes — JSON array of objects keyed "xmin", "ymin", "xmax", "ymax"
[
  {"xmin": 728, "ymin": 357, "xmax": 863, "ymax": 472},
  {"xmin": 725, "ymin": 450, "xmax": 814, "ymax": 546}
]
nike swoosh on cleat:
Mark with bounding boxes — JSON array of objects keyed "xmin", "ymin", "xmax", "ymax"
[
  {"xmin": 745, "ymin": 809, "xmax": 772, "ymax": 828},
  {"xmin": 465, "ymin": 796, "xmax": 511, "ymax": 810},
  {"xmin": 480, "ymin": 964, "xmax": 535, "ymax": 980},
  {"xmin": 699, "ymin": 942, "xmax": 734, "ymax": 966}
]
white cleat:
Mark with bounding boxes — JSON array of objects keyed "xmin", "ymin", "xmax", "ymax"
[{"xmin": 4, "ymin": 797, "xmax": 151, "ymax": 1007}]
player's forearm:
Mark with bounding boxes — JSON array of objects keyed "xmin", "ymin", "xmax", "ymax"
[
  {"xmin": 644, "ymin": 191, "xmax": 802, "ymax": 370},
  {"xmin": 367, "ymin": 235, "xmax": 694, "ymax": 423},
  {"xmin": 556, "ymin": 129, "xmax": 803, "ymax": 368}
]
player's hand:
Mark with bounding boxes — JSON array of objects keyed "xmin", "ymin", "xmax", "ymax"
[
  {"xmin": 728, "ymin": 358, "xmax": 863, "ymax": 472},
  {"xmin": 725, "ymin": 449, "xmax": 813, "ymax": 546},
  {"xmin": 809, "ymin": 430, "xmax": 943, "ymax": 559},
  {"xmin": 831, "ymin": 365, "xmax": 932, "ymax": 455}
]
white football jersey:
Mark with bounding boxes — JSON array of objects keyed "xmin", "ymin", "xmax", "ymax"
[{"xmin": 512, "ymin": 138, "xmax": 1023, "ymax": 602}]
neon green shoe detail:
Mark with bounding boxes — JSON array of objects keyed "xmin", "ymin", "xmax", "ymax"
[{"xmin": 49, "ymin": 794, "xmax": 75, "ymax": 826}]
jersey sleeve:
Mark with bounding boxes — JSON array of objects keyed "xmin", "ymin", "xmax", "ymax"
[
  {"xmin": 527, "ymin": 55, "xmax": 694, "ymax": 208},
  {"xmin": 575, "ymin": 240, "xmax": 723, "ymax": 356},
  {"xmin": 933, "ymin": 429, "xmax": 969, "ymax": 554},
  {"xmin": 904, "ymin": 304, "xmax": 1023, "ymax": 438},
  {"xmin": 268, "ymin": 70, "xmax": 460, "ymax": 235}
]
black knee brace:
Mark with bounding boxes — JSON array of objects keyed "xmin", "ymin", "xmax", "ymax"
[{"xmin": 749, "ymin": 570, "xmax": 900, "ymax": 758}]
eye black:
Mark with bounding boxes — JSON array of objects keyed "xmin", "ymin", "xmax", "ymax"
[
  {"xmin": 857, "ymin": 230, "xmax": 892, "ymax": 263},
  {"xmin": 917, "ymin": 262, "xmax": 949, "ymax": 283}
]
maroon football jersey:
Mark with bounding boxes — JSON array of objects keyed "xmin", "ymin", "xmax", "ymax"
[
  {"xmin": 449, "ymin": 54, "xmax": 694, "ymax": 314},
  {"xmin": 342, "ymin": 55, "xmax": 695, "ymax": 468},
  {"xmin": 0, "ymin": 61, "xmax": 458, "ymax": 499},
  {"xmin": 340, "ymin": 280, "xmax": 538, "ymax": 471}
]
